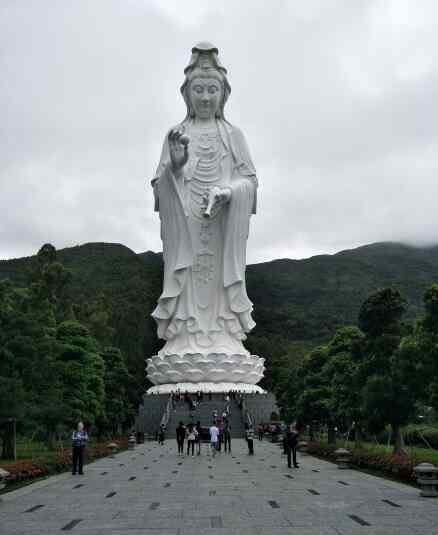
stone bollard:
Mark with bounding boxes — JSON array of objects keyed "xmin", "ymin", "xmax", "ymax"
[
  {"xmin": 297, "ymin": 441, "xmax": 309, "ymax": 455},
  {"xmin": 334, "ymin": 448, "xmax": 351, "ymax": 469},
  {"xmin": 128, "ymin": 433, "xmax": 136, "ymax": 450},
  {"xmin": 0, "ymin": 468, "xmax": 10, "ymax": 494},
  {"xmin": 107, "ymin": 442, "xmax": 119, "ymax": 458},
  {"xmin": 414, "ymin": 463, "xmax": 438, "ymax": 497}
]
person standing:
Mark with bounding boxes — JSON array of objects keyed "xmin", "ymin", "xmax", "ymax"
[
  {"xmin": 195, "ymin": 421, "xmax": 202, "ymax": 455},
  {"xmin": 285, "ymin": 423, "xmax": 299, "ymax": 468},
  {"xmin": 245, "ymin": 423, "xmax": 254, "ymax": 455},
  {"xmin": 217, "ymin": 421, "xmax": 224, "ymax": 452},
  {"xmin": 257, "ymin": 423, "xmax": 264, "ymax": 441},
  {"xmin": 223, "ymin": 420, "xmax": 232, "ymax": 453},
  {"xmin": 209, "ymin": 421, "xmax": 219, "ymax": 457},
  {"xmin": 176, "ymin": 421, "xmax": 185, "ymax": 456},
  {"xmin": 71, "ymin": 421, "xmax": 88, "ymax": 475},
  {"xmin": 186, "ymin": 423, "xmax": 197, "ymax": 456},
  {"xmin": 158, "ymin": 424, "xmax": 165, "ymax": 445}
]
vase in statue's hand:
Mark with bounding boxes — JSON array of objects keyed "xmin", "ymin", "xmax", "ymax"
[
  {"xmin": 168, "ymin": 128, "xmax": 190, "ymax": 176},
  {"xmin": 202, "ymin": 186, "xmax": 232, "ymax": 218}
]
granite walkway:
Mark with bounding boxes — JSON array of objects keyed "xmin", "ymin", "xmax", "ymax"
[{"xmin": 1, "ymin": 439, "xmax": 438, "ymax": 535}]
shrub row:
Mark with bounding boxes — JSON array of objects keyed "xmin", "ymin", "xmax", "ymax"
[
  {"xmin": 377, "ymin": 424, "xmax": 438, "ymax": 449},
  {"xmin": 2, "ymin": 437, "xmax": 128, "ymax": 486},
  {"xmin": 306, "ymin": 442, "xmax": 418, "ymax": 483}
]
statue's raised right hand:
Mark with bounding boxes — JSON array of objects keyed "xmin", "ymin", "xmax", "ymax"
[{"xmin": 168, "ymin": 128, "xmax": 189, "ymax": 175}]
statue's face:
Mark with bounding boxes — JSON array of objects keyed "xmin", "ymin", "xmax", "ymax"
[{"xmin": 189, "ymin": 77, "xmax": 222, "ymax": 119}]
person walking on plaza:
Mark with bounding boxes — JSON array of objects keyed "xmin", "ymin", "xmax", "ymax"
[
  {"xmin": 195, "ymin": 421, "xmax": 202, "ymax": 455},
  {"xmin": 217, "ymin": 421, "xmax": 224, "ymax": 452},
  {"xmin": 158, "ymin": 423, "xmax": 165, "ymax": 445},
  {"xmin": 245, "ymin": 423, "xmax": 255, "ymax": 455},
  {"xmin": 285, "ymin": 423, "xmax": 299, "ymax": 468},
  {"xmin": 186, "ymin": 423, "xmax": 197, "ymax": 456},
  {"xmin": 176, "ymin": 421, "xmax": 185, "ymax": 456},
  {"xmin": 71, "ymin": 421, "xmax": 88, "ymax": 475},
  {"xmin": 257, "ymin": 423, "xmax": 264, "ymax": 441},
  {"xmin": 223, "ymin": 419, "xmax": 232, "ymax": 453},
  {"xmin": 209, "ymin": 421, "xmax": 219, "ymax": 457}
]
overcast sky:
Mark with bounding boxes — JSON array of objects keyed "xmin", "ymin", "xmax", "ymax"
[{"xmin": 1, "ymin": 0, "xmax": 437, "ymax": 263}]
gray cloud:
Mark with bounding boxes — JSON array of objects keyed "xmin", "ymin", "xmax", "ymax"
[{"xmin": 1, "ymin": 0, "xmax": 437, "ymax": 262}]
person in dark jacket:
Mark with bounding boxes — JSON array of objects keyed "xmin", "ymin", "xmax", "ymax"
[
  {"xmin": 195, "ymin": 421, "xmax": 202, "ymax": 455},
  {"xmin": 245, "ymin": 423, "xmax": 254, "ymax": 455},
  {"xmin": 285, "ymin": 423, "xmax": 299, "ymax": 468},
  {"xmin": 176, "ymin": 421, "xmax": 185, "ymax": 456},
  {"xmin": 72, "ymin": 421, "xmax": 88, "ymax": 475},
  {"xmin": 223, "ymin": 419, "xmax": 232, "ymax": 453},
  {"xmin": 158, "ymin": 423, "xmax": 165, "ymax": 445}
]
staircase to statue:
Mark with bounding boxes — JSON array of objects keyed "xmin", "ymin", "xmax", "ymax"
[
  {"xmin": 166, "ymin": 395, "xmax": 246, "ymax": 438},
  {"xmin": 136, "ymin": 392, "xmax": 280, "ymax": 439}
]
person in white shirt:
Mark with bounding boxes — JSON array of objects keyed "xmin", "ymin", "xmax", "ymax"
[{"xmin": 209, "ymin": 421, "xmax": 219, "ymax": 457}]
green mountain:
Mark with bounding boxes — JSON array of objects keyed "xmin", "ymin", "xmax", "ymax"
[
  {"xmin": 247, "ymin": 242, "xmax": 438, "ymax": 341},
  {"xmin": 1, "ymin": 241, "xmax": 438, "ymax": 391}
]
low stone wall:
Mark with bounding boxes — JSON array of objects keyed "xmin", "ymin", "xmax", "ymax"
[{"xmin": 244, "ymin": 393, "xmax": 279, "ymax": 425}]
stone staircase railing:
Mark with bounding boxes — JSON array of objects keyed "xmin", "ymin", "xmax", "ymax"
[
  {"xmin": 160, "ymin": 395, "xmax": 172, "ymax": 429},
  {"xmin": 240, "ymin": 396, "xmax": 253, "ymax": 428}
]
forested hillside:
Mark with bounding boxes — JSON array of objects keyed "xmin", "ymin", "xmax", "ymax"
[{"xmin": 2, "ymin": 241, "xmax": 438, "ymax": 397}]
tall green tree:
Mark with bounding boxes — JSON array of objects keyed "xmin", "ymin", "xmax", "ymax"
[
  {"xmin": 56, "ymin": 321, "xmax": 106, "ymax": 429},
  {"xmin": 414, "ymin": 284, "xmax": 438, "ymax": 413},
  {"xmin": 323, "ymin": 326, "xmax": 366, "ymax": 443},
  {"xmin": 98, "ymin": 347, "xmax": 134, "ymax": 436},
  {"xmin": 359, "ymin": 288, "xmax": 420, "ymax": 454}
]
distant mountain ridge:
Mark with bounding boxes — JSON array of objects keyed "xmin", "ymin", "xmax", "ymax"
[{"xmin": 1, "ymin": 241, "xmax": 438, "ymax": 388}]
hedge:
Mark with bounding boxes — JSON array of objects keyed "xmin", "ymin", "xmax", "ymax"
[
  {"xmin": 2, "ymin": 437, "xmax": 128, "ymax": 487},
  {"xmin": 306, "ymin": 442, "xmax": 418, "ymax": 484}
]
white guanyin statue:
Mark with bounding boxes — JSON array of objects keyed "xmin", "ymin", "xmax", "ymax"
[{"xmin": 146, "ymin": 42, "xmax": 265, "ymax": 393}]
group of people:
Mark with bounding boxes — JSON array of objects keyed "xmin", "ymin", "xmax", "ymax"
[
  {"xmin": 170, "ymin": 389, "xmax": 246, "ymax": 412},
  {"xmin": 69, "ymin": 417, "xmax": 300, "ymax": 477},
  {"xmin": 175, "ymin": 419, "xmax": 233, "ymax": 456}
]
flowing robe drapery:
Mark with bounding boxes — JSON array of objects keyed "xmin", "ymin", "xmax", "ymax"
[{"xmin": 151, "ymin": 119, "xmax": 257, "ymax": 357}]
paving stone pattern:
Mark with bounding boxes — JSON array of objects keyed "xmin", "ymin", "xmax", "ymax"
[{"xmin": 1, "ymin": 439, "xmax": 438, "ymax": 534}]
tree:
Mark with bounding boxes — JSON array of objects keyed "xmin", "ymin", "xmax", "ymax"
[
  {"xmin": 33, "ymin": 244, "xmax": 72, "ymax": 320},
  {"xmin": 358, "ymin": 287, "xmax": 406, "ymax": 338},
  {"xmin": 414, "ymin": 284, "xmax": 438, "ymax": 413},
  {"xmin": 323, "ymin": 326, "xmax": 366, "ymax": 444},
  {"xmin": 359, "ymin": 288, "xmax": 420, "ymax": 454},
  {"xmin": 56, "ymin": 321, "xmax": 105, "ymax": 429},
  {"xmin": 292, "ymin": 346, "xmax": 336, "ymax": 440},
  {"xmin": 0, "ymin": 278, "xmax": 63, "ymax": 438},
  {"xmin": 98, "ymin": 347, "xmax": 134, "ymax": 436}
]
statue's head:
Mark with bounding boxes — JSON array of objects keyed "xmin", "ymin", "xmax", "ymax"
[{"xmin": 181, "ymin": 42, "xmax": 231, "ymax": 120}]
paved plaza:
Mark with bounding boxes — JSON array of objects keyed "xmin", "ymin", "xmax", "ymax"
[{"xmin": 1, "ymin": 439, "xmax": 438, "ymax": 535}]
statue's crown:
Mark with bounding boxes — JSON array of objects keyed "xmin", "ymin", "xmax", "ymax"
[
  {"xmin": 184, "ymin": 42, "xmax": 227, "ymax": 75},
  {"xmin": 198, "ymin": 53, "xmax": 215, "ymax": 70}
]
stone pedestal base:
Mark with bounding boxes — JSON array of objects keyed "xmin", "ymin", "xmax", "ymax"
[{"xmin": 147, "ymin": 382, "xmax": 265, "ymax": 394}]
